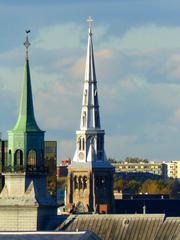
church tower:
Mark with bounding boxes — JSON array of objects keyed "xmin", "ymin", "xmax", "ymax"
[
  {"xmin": 67, "ymin": 18, "xmax": 114, "ymax": 213},
  {"xmin": 0, "ymin": 31, "xmax": 57, "ymax": 231},
  {"xmin": 8, "ymin": 32, "xmax": 44, "ymax": 171}
]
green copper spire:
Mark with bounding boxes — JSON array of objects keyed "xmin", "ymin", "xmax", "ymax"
[{"xmin": 13, "ymin": 31, "xmax": 42, "ymax": 132}]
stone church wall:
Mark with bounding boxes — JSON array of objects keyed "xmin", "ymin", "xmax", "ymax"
[{"xmin": 0, "ymin": 206, "xmax": 38, "ymax": 231}]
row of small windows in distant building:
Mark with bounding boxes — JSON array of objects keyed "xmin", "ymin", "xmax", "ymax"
[{"xmin": 118, "ymin": 165, "xmax": 161, "ymax": 169}]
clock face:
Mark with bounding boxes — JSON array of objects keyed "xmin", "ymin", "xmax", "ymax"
[{"xmin": 78, "ymin": 151, "xmax": 84, "ymax": 160}]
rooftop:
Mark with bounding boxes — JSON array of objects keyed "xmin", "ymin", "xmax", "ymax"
[
  {"xmin": 57, "ymin": 214, "xmax": 180, "ymax": 240},
  {"xmin": 0, "ymin": 231, "xmax": 99, "ymax": 240}
]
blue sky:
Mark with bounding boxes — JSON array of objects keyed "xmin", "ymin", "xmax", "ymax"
[{"xmin": 1, "ymin": 1, "xmax": 180, "ymax": 162}]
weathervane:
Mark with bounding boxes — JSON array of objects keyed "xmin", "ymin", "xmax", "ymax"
[
  {"xmin": 24, "ymin": 30, "xmax": 31, "ymax": 59},
  {"xmin": 86, "ymin": 16, "xmax": 93, "ymax": 33}
]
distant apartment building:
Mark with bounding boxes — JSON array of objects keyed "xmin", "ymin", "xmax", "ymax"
[
  {"xmin": 166, "ymin": 161, "xmax": 180, "ymax": 179},
  {"xmin": 0, "ymin": 139, "xmax": 57, "ymax": 197},
  {"xmin": 113, "ymin": 161, "xmax": 167, "ymax": 179},
  {"xmin": 44, "ymin": 140, "xmax": 57, "ymax": 198}
]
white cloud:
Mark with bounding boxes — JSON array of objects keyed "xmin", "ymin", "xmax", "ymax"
[
  {"xmin": 104, "ymin": 25, "xmax": 180, "ymax": 50},
  {"xmin": 163, "ymin": 53, "xmax": 180, "ymax": 81},
  {"xmin": 33, "ymin": 23, "xmax": 84, "ymax": 50},
  {"xmin": 0, "ymin": 66, "xmax": 21, "ymax": 91},
  {"xmin": 0, "ymin": 47, "xmax": 22, "ymax": 63},
  {"xmin": 33, "ymin": 23, "xmax": 108, "ymax": 51}
]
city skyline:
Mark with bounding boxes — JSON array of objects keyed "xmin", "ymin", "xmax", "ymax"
[{"xmin": 1, "ymin": 1, "xmax": 180, "ymax": 161}]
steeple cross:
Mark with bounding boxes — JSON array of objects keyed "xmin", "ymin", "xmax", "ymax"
[
  {"xmin": 87, "ymin": 16, "xmax": 93, "ymax": 30},
  {"xmin": 24, "ymin": 30, "xmax": 31, "ymax": 59}
]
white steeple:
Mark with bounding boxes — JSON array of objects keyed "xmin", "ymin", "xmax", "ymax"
[
  {"xmin": 72, "ymin": 17, "xmax": 110, "ymax": 167},
  {"xmin": 80, "ymin": 16, "xmax": 100, "ymax": 130},
  {"xmin": 67, "ymin": 18, "xmax": 114, "ymax": 214}
]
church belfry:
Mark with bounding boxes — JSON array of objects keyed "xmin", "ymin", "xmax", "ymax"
[
  {"xmin": 0, "ymin": 31, "xmax": 57, "ymax": 231},
  {"xmin": 67, "ymin": 17, "xmax": 114, "ymax": 213},
  {"xmin": 7, "ymin": 30, "xmax": 44, "ymax": 171}
]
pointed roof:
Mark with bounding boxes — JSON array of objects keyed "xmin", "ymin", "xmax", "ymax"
[
  {"xmin": 80, "ymin": 17, "xmax": 101, "ymax": 130},
  {"xmin": 12, "ymin": 32, "xmax": 42, "ymax": 132}
]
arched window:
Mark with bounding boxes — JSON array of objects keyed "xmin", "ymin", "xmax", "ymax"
[
  {"xmin": 7, "ymin": 149, "xmax": 12, "ymax": 166},
  {"xmin": 97, "ymin": 136, "xmax": 103, "ymax": 151},
  {"xmin": 97, "ymin": 136, "xmax": 100, "ymax": 151},
  {"xmin": 82, "ymin": 138, "xmax": 85, "ymax": 150},
  {"xmin": 95, "ymin": 111, "xmax": 99, "ymax": 127},
  {"xmin": 84, "ymin": 90, "xmax": 87, "ymax": 105},
  {"xmin": 27, "ymin": 150, "xmax": 36, "ymax": 168},
  {"xmin": 83, "ymin": 112, "xmax": 86, "ymax": 127},
  {"xmin": 97, "ymin": 135, "xmax": 103, "ymax": 160},
  {"xmin": 79, "ymin": 176, "xmax": 83, "ymax": 189},
  {"xmin": 78, "ymin": 138, "xmax": 81, "ymax": 150},
  {"xmin": 94, "ymin": 90, "xmax": 98, "ymax": 105},
  {"xmin": 83, "ymin": 176, "xmax": 87, "ymax": 189},
  {"xmin": 74, "ymin": 176, "xmax": 78, "ymax": 189},
  {"xmin": 41, "ymin": 149, "xmax": 44, "ymax": 160},
  {"xmin": 14, "ymin": 149, "xmax": 23, "ymax": 166}
]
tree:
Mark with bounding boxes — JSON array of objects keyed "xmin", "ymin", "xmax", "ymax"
[
  {"xmin": 139, "ymin": 180, "xmax": 160, "ymax": 194},
  {"xmin": 108, "ymin": 157, "xmax": 119, "ymax": 163},
  {"xmin": 114, "ymin": 179, "xmax": 124, "ymax": 191},
  {"xmin": 124, "ymin": 157, "xmax": 149, "ymax": 163},
  {"xmin": 114, "ymin": 178, "xmax": 141, "ymax": 194},
  {"xmin": 57, "ymin": 177, "xmax": 67, "ymax": 191},
  {"xmin": 126, "ymin": 180, "xmax": 141, "ymax": 194}
]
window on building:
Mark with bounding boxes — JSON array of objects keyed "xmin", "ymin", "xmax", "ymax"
[
  {"xmin": 27, "ymin": 150, "xmax": 36, "ymax": 168},
  {"xmin": 79, "ymin": 176, "xmax": 83, "ymax": 189},
  {"xmin": 74, "ymin": 176, "xmax": 78, "ymax": 189},
  {"xmin": 83, "ymin": 112, "xmax": 86, "ymax": 127},
  {"xmin": 95, "ymin": 111, "xmax": 99, "ymax": 127},
  {"xmin": 78, "ymin": 138, "xmax": 81, "ymax": 150},
  {"xmin": 84, "ymin": 90, "xmax": 87, "ymax": 105},
  {"xmin": 83, "ymin": 176, "xmax": 87, "ymax": 189},
  {"xmin": 82, "ymin": 138, "xmax": 85, "ymax": 150},
  {"xmin": 14, "ymin": 149, "xmax": 23, "ymax": 166},
  {"xmin": 97, "ymin": 135, "xmax": 103, "ymax": 160}
]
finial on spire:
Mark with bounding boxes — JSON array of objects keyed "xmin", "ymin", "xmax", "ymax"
[
  {"xmin": 24, "ymin": 30, "xmax": 31, "ymax": 60},
  {"xmin": 86, "ymin": 16, "xmax": 93, "ymax": 34}
]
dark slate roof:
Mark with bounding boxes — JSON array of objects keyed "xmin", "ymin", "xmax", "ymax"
[
  {"xmin": 0, "ymin": 231, "xmax": 99, "ymax": 240},
  {"xmin": 115, "ymin": 199, "xmax": 180, "ymax": 216},
  {"xmin": 57, "ymin": 214, "xmax": 180, "ymax": 240}
]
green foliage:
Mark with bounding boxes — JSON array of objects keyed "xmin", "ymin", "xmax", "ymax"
[
  {"xmin": 139, "ymin": 179, "xmax": 177, "ymax": 195},
  {"xmin": 114, "ymin": 178, "xmax": 141, "ymax": 194},
  {"xmin": 124, "ymin": 157, "xmax": 149, "ymax": 163},
  {"xmin": 108, "ymin": 157, "xmax": 120, "ymax": 163},
  {"xmin": 126, "ymin": 180, "xmax": 141, "ymax": 194},
  {"xmin": 114, "ymin": 178, "xmax": 124, "ymax": 191},
  {"xmin": 139, "ymin": 180, "xmax": 160, "ymax": 194},
  {"xmin": 114, "ymin": 177, "xmax": 180, "ymax": 198}
]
